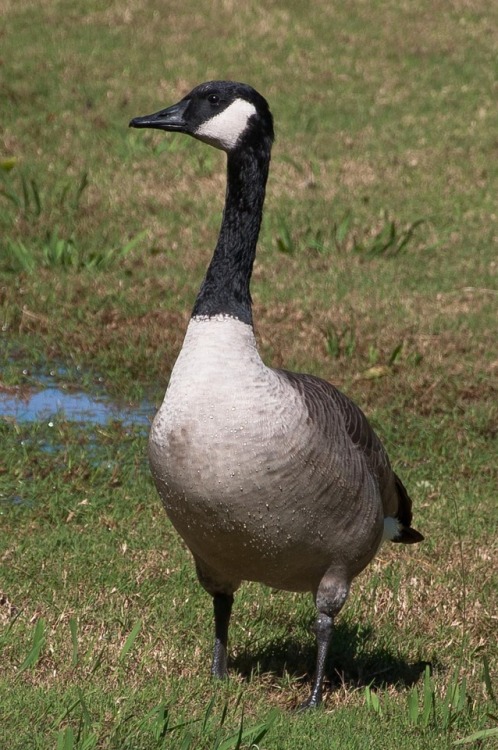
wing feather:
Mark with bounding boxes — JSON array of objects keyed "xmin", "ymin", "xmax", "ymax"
[{"xmin": 276, "ymin": 369, "xmax": 423, "ymax": 544}]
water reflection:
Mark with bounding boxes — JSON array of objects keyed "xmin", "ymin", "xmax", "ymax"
[{"xmin": 0, "ymin": 385, "xmax": 155, "ymax": 426}]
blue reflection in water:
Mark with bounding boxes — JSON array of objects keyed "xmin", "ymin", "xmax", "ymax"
[{"xmin": 0, "ymin": 386, "xmax": 155, "ymax": 426}]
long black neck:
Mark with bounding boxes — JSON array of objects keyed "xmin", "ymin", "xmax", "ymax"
[{"xmin": 191, "ymin": 138, "xmax": 271, "ymax": 326}]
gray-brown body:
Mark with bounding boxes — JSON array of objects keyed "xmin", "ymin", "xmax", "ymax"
[{"xmin": 149, "ymin": 316, "xmax": 400, "ymax": 598}]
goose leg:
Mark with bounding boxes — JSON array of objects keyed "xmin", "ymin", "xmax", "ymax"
[
  {"xmin": 299, "ymin": 575, "xmax": 350, "ymax": 710},
  {"xmin": 211, "ymin": 592, "xmax": 233, "ymax": 679},
  {"xmin": 300, "ymin": 612, "xmax": 333, "ymax": 710}
]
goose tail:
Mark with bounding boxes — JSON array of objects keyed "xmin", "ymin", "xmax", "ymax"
[{"xmin": 383, "ymin": 474, "xmax": 424, "ymax": 545}]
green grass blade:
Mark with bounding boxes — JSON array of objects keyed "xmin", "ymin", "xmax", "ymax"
[
  {"xmin": 5, "ymin": 239, "xmax": 36, "ymax": 273},
  {"xmin": 80, "ymin": 736, "xmax": 98, "ymax": 750},
  {"xmin": 224, "ymin": 707, "xmax": 244, "ymax": 750},
  {"xmin": 275, "ymin": 219, "xmax": 294, "ymax": 254},
  {"xmin": 388, "ymin": 342, "xmax": 404, "ymax": 366},
  {"xmin": 179, "ymin": 734, "xmax": 194, "ymax": 750},
  {"xmin": 368, "ymin": 219, "xmax": 396, "ymax": 256},
  {"xmin": 217, "ymin": 708, "xmax": 278, "ymax": 750},
  {"xmin": 76, "ymin": 687, "xmax": 92, "ymax": 727},
  {"xmin": 453, "ymin": 726, "xmax": 498, "ymax": 745},
  {"xmin": 219, "ymin": 700, "xmax": 229, "ymax": 728},
  {"xmin": 456, "ymin": 675, "xmax": 467, "ymax": 713},
  {"xmin": 117, "ymin": 230, "xmax": 147, "ymax": 259},
  {"xmin": 30, "ymin": 178, "xmax": 42, "ymax": 216},
  {"xmin": 407, "ymin": 687, "xmax": 419, "ymax": 724},
  {"xmin": 421, "ymin": 665, "xmax": 434, "ymax": 728},
  {"xmin": 335, "ymin": 211, "xmax": 352, "ymax": 247},
  {"xmin": 371, "ymin": 691, "xmax": 382, "ymax": 715},
  {"xmin": 483, "ymin": 655, "xmax": 496, "ymax": 704},
  {"xmin": 0, "ymin": 610, "xmax": 20, "ymax": 653},
  {"xmin": 58, "ymin": 182, "xmax": 71, "ymax": 208},
  {"xmin": 90, "ymin": 645, "xmax": 105, "ymax": 675},
  {"xmin": 21, "ymin": 173, "xmax": 30, "ymax": 212},
  {"xmin": 441, "ymin": 669, "xmax": 467, "ymax": 730},
  {"xmin": 202, "ymin": 696, "xmax": 216, "ymax": 732},
  {"xmin": 57, "ymin": 726, "xmax": 74, "ymax": 750},
  {"xmin": 119, "ymin": 619, "xmax": 142, "ymax": 661},
  {"xmin": 396, "ymin": 218, "xmax": 425, "ymax": 253},
  {"xmin": 54, "ymin": 699, "xmax": 82, "ymax": 728},
  {"xmin": 142, "ymin": 702, "xmax": 170, "ymax": 740},
  {"xmin": 73, "ymin": 171, "xmax": 89, "ymax": 209},
  {"xmin": 249, "ymin": 709, "xmax": 279, "ymax": 746},
  {"xmin": 16, "ymin": 618, "xmax": 46, "ymax": 675},
  {"xmin": 0, "ymin": 181, "xmax": 22, "ymax": 207},
  {"xmin": 441, "ymin": 679, "xmax": 457, "ymax": 730}
]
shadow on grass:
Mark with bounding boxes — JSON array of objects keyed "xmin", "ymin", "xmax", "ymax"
[{"xmin": 232, "ymin": 620, "xmax": 430, "ymax": 691}]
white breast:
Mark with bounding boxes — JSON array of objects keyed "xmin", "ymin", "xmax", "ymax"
[{"xmin": 149, "ymin": 315, "xmax": 302, "ymax": 492}]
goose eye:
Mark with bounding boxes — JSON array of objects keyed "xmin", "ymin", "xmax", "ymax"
[{"xmin": 208, "ymin": 94, "xmax": 220, "ymax": 105}]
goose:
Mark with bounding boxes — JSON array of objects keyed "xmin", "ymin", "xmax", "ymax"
[{"xmin": 129, "ymin": 81, "xmax": 423, "ymax": 709}]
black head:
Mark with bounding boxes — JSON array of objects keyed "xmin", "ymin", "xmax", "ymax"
[{"xmin": 129, "ymin": 81, "xmax": 274, "ymax": 153}]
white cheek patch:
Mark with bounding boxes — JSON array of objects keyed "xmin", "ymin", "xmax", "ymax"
[{"xmin": 194, "ymin": 99, "xmax": 257, "ymax": 151}]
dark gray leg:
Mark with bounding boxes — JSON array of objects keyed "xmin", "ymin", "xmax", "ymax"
[
  {"xmin": 211, "ymin": 592, "xmax": 233, "ymax": 679},
  {"xmin": 299, "ymin": 612, "xmax": 333, "ymax": 710},
  {"xmin": 299, "ymin": 574, "xmax": 350, "ymax": 709}
]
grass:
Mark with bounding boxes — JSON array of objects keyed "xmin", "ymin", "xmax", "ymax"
[{"xmin": 1, "ymin": 0, "xmax": 497, "ymax": 747}]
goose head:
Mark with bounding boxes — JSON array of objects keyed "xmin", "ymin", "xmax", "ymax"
[{"xmin": 129, "ymin": 80, "xmax": 274, "ymax": 153}]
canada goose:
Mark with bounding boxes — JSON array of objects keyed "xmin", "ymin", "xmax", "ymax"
[{"xmin": 129, "ymin": 81, "xmax": 423, "ymax": 709}]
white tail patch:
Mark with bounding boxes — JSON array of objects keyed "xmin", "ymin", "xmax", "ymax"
[
  {"xmin": 194, "ymin": 99, "xmax": 257, "ymax": 151},
  {"xmin": 383, "ymin": 516, "xmax": 402, "ymax": 542}
]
